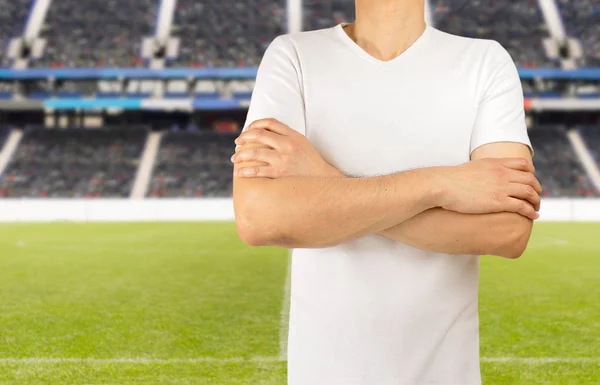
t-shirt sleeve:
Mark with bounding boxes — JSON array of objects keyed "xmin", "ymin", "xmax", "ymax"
[
  {"xmin": 243, "ymin": 36, "xmax": 306, "ymax": 136},
  {"xmin": 470, "ymin": 41, "xmax": 532, "ymax": 156}
]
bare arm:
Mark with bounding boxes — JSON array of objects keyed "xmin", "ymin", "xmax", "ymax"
[
  {"xmin": 233, "ymin": 121, "xmax": 540, "ymax": 249},
  {"xmin": 378, "ymin": 142, "xmax": 539, "ymax": 258},
  {"xmin": 234, "ymin": 162, "xmax": 439, "ymax": 249}
]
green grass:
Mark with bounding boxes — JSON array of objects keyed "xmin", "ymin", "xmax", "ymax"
[{"xmin": 0, "ymin": 222, "xmax": 598, "ymax": 384}]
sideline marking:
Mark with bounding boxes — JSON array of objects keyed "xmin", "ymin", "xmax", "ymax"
[
  {"xmin": 0, "ymin": 357, "xmax": 597, "ymax": 365},
  {"xmin": 279, "ymin": 250, "xmax": 292, "ymax": 361}
]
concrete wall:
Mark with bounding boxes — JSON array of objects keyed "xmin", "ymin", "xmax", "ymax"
[{"xmin": 0, "ymin": 198, "xmax": 599, "ymax": 222}]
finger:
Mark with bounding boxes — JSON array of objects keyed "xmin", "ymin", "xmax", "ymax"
[
  {"xmin": 234, "ymin": 165, "xmax": 277, "ymax": 178},
  {"xmin": 508, "ymin": 170, "xmax": 543, "ymax": 195},
  {"xmin": 235, "ymin": 128, "xmax": 287, "ymax": 149},
  {"xmin": 503, "ymin": 197, "xmax": 539, "ymax": 220},
  {"xmin": 232, "ymin": 147, "xmax": 280, "ymax": 164},
  {"xmin": 247, "ymin": 118, "xmax": 298, "ymax": 136},
  {"xmin": 508, "ymin": 183, "xmax": 541, "ymax": 211},
  {"xmin": 499, "ymin": 158, "xmax": 534, "ymax": 173}
]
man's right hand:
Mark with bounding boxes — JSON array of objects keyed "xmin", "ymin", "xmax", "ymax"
[{"xmin": 436, "ymin": 158, "xmax": 542, "ymax": 220}]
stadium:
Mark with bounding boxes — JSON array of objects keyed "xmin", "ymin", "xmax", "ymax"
[{"xmin": 0, "ymin": 0, "xmax": 599, "ymax": 384}]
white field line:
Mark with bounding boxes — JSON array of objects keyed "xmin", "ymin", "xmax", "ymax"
[
  {"xmin": 481, "ymin": 357, "xmax": 600, "ymax": 364},
  {"xmin": 0, "ymin": 357, "xmax": 281, "ymax": 364},
  {"xmin": 13, "ymin": 245, "xmax": 265, "ymax": 255},
  {"xmin": 278, "ymin": 250, "xmax": 292, "ymax": 361},
  {"xmin": 526, "ymin": 237, "xmax": 570, "ymax": 249},
  {"xmin": 0, "ymin": 357, "xmax": 597, "ymax": 365}
]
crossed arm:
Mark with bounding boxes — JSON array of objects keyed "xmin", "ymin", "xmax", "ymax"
[
  {"xmin": 232, "ymin": 119, "xmax": 541, "ymax": 258},
  {"xmin": 378, "ymin": 142, "xmax": 536, "ymax": 257}
]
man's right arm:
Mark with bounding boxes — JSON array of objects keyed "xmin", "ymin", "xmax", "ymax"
[{"xmin": 234, "ymin": 168, "xmax": 440, "ymax": 248}]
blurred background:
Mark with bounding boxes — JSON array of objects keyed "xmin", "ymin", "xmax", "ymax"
[{"xmin": 0, "ymin": 0, "xmax": 598, "ymax": 384}]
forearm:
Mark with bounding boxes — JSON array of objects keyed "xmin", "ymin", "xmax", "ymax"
[
  {"xmin": 378, "ymin": 208, "xmax": 533, "ymax": 258},
  {"xmin": 234, "ymin": 169, "xmax": 441, "ymax": 248}
]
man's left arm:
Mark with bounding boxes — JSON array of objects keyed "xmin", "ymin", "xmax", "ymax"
[
  {"xmin": 378, "ymin": 142, "xmax": 538, "ymax": 259},
  {"xmin": 380, "ymin": 42, "xmax": 538, "ymax": 258}
]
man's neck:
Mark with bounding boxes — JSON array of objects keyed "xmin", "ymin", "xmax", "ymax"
[{"xmin": 345, "ymin": 0, "xmax": 426, "ymax": 61}]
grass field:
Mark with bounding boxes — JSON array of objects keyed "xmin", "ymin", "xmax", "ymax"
[{"xmin": 0, "ymin": 222, "xmax": 598, "ymax": 384}]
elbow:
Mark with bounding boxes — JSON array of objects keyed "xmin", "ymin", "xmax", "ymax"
[
  {"xmin": 236, "ymin": 210, "xmax": 278, "ymax": 247},
  {"xmin": 235, "ymin": 205, "xmax": 295, "ymax": 247},
  {"xmin": 233, "ymin": 181, "xmax": 301, "ymax": 248},
  {"xmin": 236, "ymin": 220, "xmax": 265, "ymax": 247},
  {"xmin": 493, "ymin": 216, "xmax": 534, "ymax": 259}
]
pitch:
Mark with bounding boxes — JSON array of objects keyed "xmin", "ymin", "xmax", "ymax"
[{"xmin": 0, "ymin": 222, "xmax": 598, "ymax": 384}]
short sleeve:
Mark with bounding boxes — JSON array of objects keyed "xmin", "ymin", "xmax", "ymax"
[
  {"xmin": 470, "ymin": 41, "xmax": 532, "ymax": 156},
  {"xmin": 243, "ymin": 36, "xmax": 306, "ymax": 136}
]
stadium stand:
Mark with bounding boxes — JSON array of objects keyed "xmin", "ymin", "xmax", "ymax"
[
  {"xmin": 0, "ymin": 127, "xmax": 146, "ymax": 198},
  {"xmin": 432, "ymin": 0, "xmax": 557, "ymax": 68},
  {"xmin": 0, "ymin": 0, "xmax": 32, "ymax": 68},
  {"xmin": 170, "ymin": 0, "xmax": 285, "ymax": 67},
  {"xmin": 0, "ymin": 126, "xmax": 11, "ymax": 147},
  {"xmin": 556, "ymin": 0, "xmax": 600, "ymax": 67},
  {"xmin": 148, "ymin": 131, "xmax": 235, "ymax": 197},
  {"xmin": 303, "ymin": 0, "xmax": 355, "ymax": 31},
  {"xmin": 34, "ymin": 0, "xmax": 157, "ymax": 68},
  {"xmin": 578, "ymin": 126, "xmax": 600, "ymax": 167},
  {"xmin": 529, "ymin": 127, "xmax": 599, "ymax": 197},
  {"xmin": 300, "ymin": 0, "xmax": 556, "ymax": 67}
]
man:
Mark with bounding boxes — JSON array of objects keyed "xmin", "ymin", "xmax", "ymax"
[{"xmin": 232, "ymin": 0, "xmax": 542, "ymax": 384}]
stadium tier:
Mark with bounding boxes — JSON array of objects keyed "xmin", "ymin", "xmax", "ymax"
[
  {"xmin": 556, "ymin": 0, "xmax": 600, "ymax": 67},
  {"xmin": 0, "ymin": 127, "xmax": 146, "ymax": 198},
  {"xmin": 303, "ymin": 0, "xmax": 355, "ymax": 31},
  {"xmin": 529, "ymin": 127, "xmax": 599, "ymax": 197},
  {"xmin": 578, "ymin": 126, "xmax": 600, "ymax": 166},
  {"xmin": 0, "ymin": 126, "xmax": 10, "ymax": 147},
  {"xmin": 1, "ymin": 126, "xmax": 599, "ymax": 199},
  {"xmin": 0, "ymin": 0, "xmax": 596, "ymax": 70},
  {"xmin": 170, "ymin": 0, "xmax": 285, "ymax": 67},
  {"xmin": 33, "ymin": 0, "xmax": 157, "ymax": 68},
  {"xmin": 432, "ymin": 0, "xmax": 557, "ymax": 68},
  {"xmin": 0, "ymin": 0, "xmax": 32, "ymax": 67},
  {"xmin": 148, "ymin": 131, "xmax": 235, "ymax": 198}
]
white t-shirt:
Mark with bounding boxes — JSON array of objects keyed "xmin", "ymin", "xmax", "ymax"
[{"xmin": 244, "ymin": 24, "xmax": 531, "ymax": 385}]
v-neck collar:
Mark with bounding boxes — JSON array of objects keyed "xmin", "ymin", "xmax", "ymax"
[{"xmin": 334, "ymin": 22, "xmax": 433, "ymax": 66}]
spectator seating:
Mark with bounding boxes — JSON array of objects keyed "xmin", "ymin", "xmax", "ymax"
[
  {"xmin": 0, "ymin": 127, "xmax": 146, "ymax": 198},
  {"xmin": 578, "ymin": 126, "xmax": 600, "ymax": 167},
  {"xmin": 303, "ymin": 0, "xmax": 355, "ymax": 31},
  {"xmin": 34, "ymin": 0, "xmax": 157, "ymax": 67},
  {"xmin": 148, "ymin": 131, "xmax": 235, "ymax": 197},
  {"xmin": 0, "ymin": 0, "xmax": 32, "ymax": 67},
  {"xmin": 556, "ymin": 0, "xmax": 600, "ymax": 67},
  {"xmin": 300, "ymin": 0, "xmax": 556, "ymax": 68},
  {"xmin": 0, "ymin": 126, "xmax": 10, "ymax": 147},
  {"xmin": 433, "ymin": 0, "xmax": 556, "ymax": 68},
  {"xmin": 529, "ymin": 126, "xmax": 599, "ymax": 197},
  {"xmin": 170, "ymin": 0, "xmax": 285, "ymax": 67}
]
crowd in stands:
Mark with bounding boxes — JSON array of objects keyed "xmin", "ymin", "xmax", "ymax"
[
  {"xmin": 529, "ymin": 127, "xmax": 599, "ymax": 197},
  {"xmin": 0, "ymin": 126, "xmax": 10, "ymax": 147},
  {"xmin": 303, "ymin": 0, "xmax": 355, "ymax": 31},
  {"xmin": 34, "ymin": 0, "xmax": 156, "ymax": 68},
  {"xmin": 170, "ymin": 0, "xmax": 285, "ymax": 67},
  {"xmin": 1, "ymin": 125, "xmax": 599, "ymax": 198},
  {"xmin": 0, "ymin": 0, "xmax": 598, "ymax": 69},
  {"xmin": 0, "ymin": 0, "xmax": 32, "ymax": 67},
  {"xmin": 300, "ymin": 0, "xmax": 557, "ymax": 68},
  {"xmin": 578, "ymin": 126, "xmax": 600, "ymax": 167},
  {"xmin": 556, "ymin": 0, "xmax": 600, "ymax": 67},
  {"xmin": 148, "ymin": 131, "xmax": 234, "ymax": 198},
  {"xmin": 432, "ymin": 0, "xmax": 556, "ymax": 68},
  {"xmin": 0, "ymin": 128, "xmax": 146, "ymax": 198}
]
